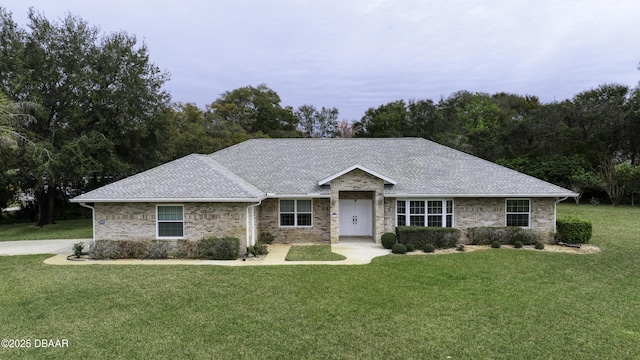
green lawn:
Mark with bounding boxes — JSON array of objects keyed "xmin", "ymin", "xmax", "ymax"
[
  {"xmin": 1, "ymin": 205, "xmax": 639, "ymax": 359},
  {"xmin": 0, "ymin": 219, "xmax": 92, "ymax": 241},
  {"xmin": 285, "ymin": 245, "xmax": 347, "ymax": 261}
]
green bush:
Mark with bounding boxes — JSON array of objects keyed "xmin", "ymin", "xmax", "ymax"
[
  {"xmin": 89, "ymin": 240, "xmax": 121, "ymax": 259},
  {"xmin": 535, "ymin": 241, "xmax": 545, "ymax": 250},
  {"xmin": 423, "ymin": 244, "xmax": 435, "ymax": 253},
  {"xmin": 556, "ymin": 218, "xmax": 592, "ymax": 244},
  {"xmin": 468, "ymin": 227, "xmax": 540, "ymax": 245},
  {"xmin": 259, "ymin": 232, "xmax": 275, "ymax": 244},
  {"xmin": 513, "ymin": 241, "xmax": 523, "ymax": 249},
  {"xmin": 197, "ymin": 237, "xmax": 240, "ymax": 260},
  {"xmin": 381, "ymin": 232, "xmax": 397, "ymax": 249},
  {"xmin": 118, "ymin": 240, "xmax": 148, "ymax": 259},
  {"xmin": 405, "ymin": 243, "xmax": 415, "ymax": 252},
  {"xmin": 248, "ymin": 243, "xmax": 269, "ymax": 257},
  {"xmin": 72, "ymin": 242, "xmax": 84, "ymax": 258},
  {"xmin": 143, "ymin": 240, "xmax": 174, "ymax": 259},
  {"xmin": 491, "ymin": 241, "xmax": 501, "ymax": 249},
  {"xmin": 391, "ymin": 243, "xmax": 407, "ymax": 254},
  {"xmin": 396, "ymin": 226, "xmax": 460, "ymax": 249},
  {"xmin": 512, "ymin": 229, "xmax": 542, "ymax": 245},
  {"xmin": 172, "ymin": 240, "xmax": 198, "ymax": 259}
]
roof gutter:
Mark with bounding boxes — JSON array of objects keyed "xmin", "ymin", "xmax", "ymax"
[
  {"xmin": 69, "ymin": 197, "xmax": 266, "ymax": 203},
  {"xmin": 78, "ymin": 202, "xmax": 96, "ymax": 243},
  {"xmin": 385, "ymin": 193, "xmax": 580, "ymax": 198},
  {"xmin": 245, "ymin": 199, "xmax": 263, "ymax": 253},
  {"xmin": 554, "ymin": 196, "xmax": 570, "ymax": 234}
]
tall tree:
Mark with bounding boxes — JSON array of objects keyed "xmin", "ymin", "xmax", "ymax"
[
  {"xmin": 354, "ymin": 100, "xmax": 408, "ymax": 137},
  {"xmin": 0, "ymin": 7, "xmax": 170, "ymax": 225},
  {"xmin": 208, "ymin": 84, "xmax": 299, "ymax": 138},
  {"xmin": 295, "ymin": 104, "xmax": 339, "ymax": 138}
]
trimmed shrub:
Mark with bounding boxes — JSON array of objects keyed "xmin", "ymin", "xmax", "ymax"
[
  {"xmin": 89, "ymin": 240, "xmax": 121, "ymax": 259},
  {"xmin": 512, "ymin": 229, "xmax": 542, "ymax": 245},
  {"xmin": 491, "ymin": 241, "xmax": 501, "ymax": 249},
  {"xmin": 423, "ymin": 244, "xmax": 435, "ymax": 253},
  {"xmin": 173, "ymin": 240, "xmax": 198, "ymax": 259},
  {"xmin": 118, "ymin": 240, "xmax": 148, "ymax": 259},
  {"xmin": 405, "ymin": 243, "xmax": 415, "ymax": 252},
  {"xmin": 391, "ymin": 243, "xmax": 407, "ymax": 254},
  {"xmin": 381, "ymin": 232, "xmax": 397, "ymax": 249},
  {"xmin": 143, "ymin": 240, "xmax": 174, "ymax": 259},
  {"xmin": 248, "ymin": 243, "xmax": 269, "ymax": 257},
  {"xmin": 513, "ymin": 241, "xmax": 523, "ymax": 249},
  {"xmin": 197, "ymin": 237, "xmax": 240, "ymax": 260},
  {"xmin": 396, "ymin": 226, "xmax": 460, "ymax": 249},
  {"xmin": 556, "ymin": 218, "xmax": 592, "ymax": 244},
  {"xmin": 468, "ymin": 227, "xmax": 541, "ymax": 245},
  {"xmin": 259, "ymin": 232, "xmax": 275, "ymax": 244},
  {"xmin": 535, "ymin": 241, "xmax": 545, "ymax": 250}
]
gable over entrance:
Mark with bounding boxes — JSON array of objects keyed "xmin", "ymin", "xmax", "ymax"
[{"xmin": 327, "ymin": 167, "xmax": 388, "ymax": 243}]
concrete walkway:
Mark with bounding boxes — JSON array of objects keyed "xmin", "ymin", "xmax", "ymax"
[
  {"xmin": 0, "ymin": 239, "xmax": 92, "ymax": 256},
  {"xmin": 38, "ymin": 241, "xmax": 390, "ymax": 266}
]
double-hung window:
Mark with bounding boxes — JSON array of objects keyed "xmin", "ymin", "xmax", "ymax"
[
  {"xmin": 506, "ymin": 199, "xmax": 530, "ymax": 227},
  {"xmin": 279, "ymin": 199, "xmax": 312, "ymax": 227},
  {"xmin": 157, "ymin": 205, "xmax": 184, "ymax": 238},
  {"xmin": 397, "ymin": 200, "xmax": 453, "ymax": 227}
]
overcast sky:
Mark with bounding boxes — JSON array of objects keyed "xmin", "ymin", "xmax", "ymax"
[{"xmin": 3, "ymin": 0, "xmax": 640, "ymax": 120}]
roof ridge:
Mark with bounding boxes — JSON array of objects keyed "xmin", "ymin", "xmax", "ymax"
[{"xmin": 195, "ymin": 155, "xmax": 265, "ymax": 197}]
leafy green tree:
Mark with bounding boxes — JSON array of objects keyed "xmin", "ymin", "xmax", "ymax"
[
  {"xmin": 208, "ymin": 84, "xmax": 298, "ymax": 138},
  {"xmin": 165, "ymin": 103, "xmax": 218, "ymax": 158},
  {"xmin": 354, "ymin": 100, "xmax": 408, "ymax": 137},
  {"xmin": 0, "ymin": 7, "xmax": 170, "ymax": 225},
  {"xmin": 568, "ymin": 170, "xmax": 600, "ymax": 205},
  {"xmin": 406, "ymin": 99, "xmax": 439, "ymax": 139},
  {"xmin": 295, "ymin": 104, "xmax": 339, "ymax": 138},
  {"xmin": 571, "ymin": 84, "xmax": 629, "ymax": 166}
]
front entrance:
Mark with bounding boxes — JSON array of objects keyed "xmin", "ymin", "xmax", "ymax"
[{"xmin": 339, "ymin": 199, "xmax": 372, "ymax": 236}]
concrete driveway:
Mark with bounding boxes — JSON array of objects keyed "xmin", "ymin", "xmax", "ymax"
[{"xmin": 0, "ymin": 239, "xmax": 92, "ymax": 256}]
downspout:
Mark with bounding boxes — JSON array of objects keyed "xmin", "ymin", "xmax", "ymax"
[
  {"xmin": 79, "ymin": 202, "xmax": 96, "ymax": 245},
  {"xmin": 244, "ymin": 199, "xmax": 263, "ymax": 260},
  {"xmin": 554, "ymin": 197, "xmax": 569, "ymax": 233}
]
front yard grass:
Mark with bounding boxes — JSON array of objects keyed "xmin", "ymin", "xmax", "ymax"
[
  {"xmin": 285, "ymin": 244, "xmax": 347, "ymax": 261},
  {"xmin": 0, "ymin": 219, "xmax": 92, "ymax": 241},
  {"xmin": 0, "ymin": 204, "xmax": 639, "ymax": 359}
]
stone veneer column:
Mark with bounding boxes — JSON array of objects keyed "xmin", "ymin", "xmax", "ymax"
[{"xmin": 328, "ymin": 169, "xmax": 385, "ymax": 244}]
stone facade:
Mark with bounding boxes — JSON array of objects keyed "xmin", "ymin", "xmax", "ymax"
[
  {"xmin": 93, "ymin": 197, "xmax": 557, "ymax": 247},
  {"xmin": 329, "ymin": 169, "xmax": 386, "ymax": 244},
  {"xmin": 451, "ymin": 197, "xmax": 556, "ymax": 243},
  {"xmin": 94, "ymin": 202, "xmax": 251, "ymax": 244},
  {"xmin": 257, "ymin": 198, "xmax": 331, "ymax": 244}
]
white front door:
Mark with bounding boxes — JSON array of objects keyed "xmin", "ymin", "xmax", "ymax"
[{"xmin": 339, "ymin": 199, "xmax": 372, "ymax": 236}]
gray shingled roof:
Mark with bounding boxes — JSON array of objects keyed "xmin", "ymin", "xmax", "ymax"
[
  {"xmin": 71, "ymin": 154, "xmax": 264, "ymax": 202},
  {"xmin": 72, "ymin": 138, "xmax": 577, "ymax": 202}
]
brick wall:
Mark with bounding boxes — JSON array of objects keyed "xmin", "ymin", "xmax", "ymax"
[
  {"xmin": 454, "ymin": 197, "xmax": 556, "ymax": 243},
  {"xmin": 257, "ymin": 198, "xmax": 331, "ymax": 243},
  {"xmin": 94, "ymin": 202, "xmax": 250, "ymax": 243}
]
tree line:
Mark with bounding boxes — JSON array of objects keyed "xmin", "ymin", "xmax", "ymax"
[{"xmin": 1, "ymin": 7, "xmax": 639, "ymax": 225}]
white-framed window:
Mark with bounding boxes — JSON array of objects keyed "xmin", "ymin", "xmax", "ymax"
[
  {"xmin": 506, "ymin": 199, "xmax": 530, "ymax": 227},
  {"xmin": 396, "ymin": 199, "xmax": 453, "ymax": 227},
  {"xmin": 279, "ymin": 199, "xmax": 312, "ymax": 227},
  {"xmin": 157, "ymin": 205, "xmax": 184, "ymax": 238}
]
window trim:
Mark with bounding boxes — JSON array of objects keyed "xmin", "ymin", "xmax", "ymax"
[
  {"xmin": 279, "ymin": 199, "xmax": 313, "ymax": 228},
  {"xmin": 505, "ymin": 198, "xmax": 531, "ymax": 228},
  {"xmin": 156, "ymin": 204, "xmax": 185, "ymax": 239},
  {"xmin": 396, "ymin": 199, "xmax": 454, "ymax": 228}
]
